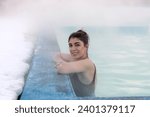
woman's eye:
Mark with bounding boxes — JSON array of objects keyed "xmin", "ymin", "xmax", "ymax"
[
  {"xmin": 69, "ymin": 44, "xmax": 72, "ymax": 47},
  {"xmin": 75, "ymin": 44, "xmax": 80, "ymax": 46}
]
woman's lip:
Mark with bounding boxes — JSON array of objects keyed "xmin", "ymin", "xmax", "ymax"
[{"xmin": 71, "ymin": 52, "xmax": 78, "ymax": 55}]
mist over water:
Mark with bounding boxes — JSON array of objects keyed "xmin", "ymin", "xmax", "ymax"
[
  {"xmin": 1, "ymin": 0, "xmax": 150, "ymax": 27},
  {"xmin": 0, "ymin": 0, "xmax": 150, "ymax": 99}
]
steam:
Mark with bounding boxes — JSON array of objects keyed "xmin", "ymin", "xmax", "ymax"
[{"xmin": 0, "ymin": 0, "xmax": 150, "ymax": 27}]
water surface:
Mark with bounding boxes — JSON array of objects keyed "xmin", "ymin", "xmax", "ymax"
[{"xmin": 56, "ymin": 26, "xmax": 150, "ymax": 97}]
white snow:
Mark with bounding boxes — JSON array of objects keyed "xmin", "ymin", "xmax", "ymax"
[{"xmin": 0, "ymin": 18, "xmax": 35, "ymax": 99}]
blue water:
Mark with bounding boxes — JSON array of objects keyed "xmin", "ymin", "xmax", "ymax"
[{"xmin": 56, "ymin": 26, "xmax": 150, "ymax": 97}]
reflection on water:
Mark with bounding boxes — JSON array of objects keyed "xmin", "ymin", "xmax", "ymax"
[{"xmin": 56, "ymin": 26, "xmax": 150, "ymax": 97}]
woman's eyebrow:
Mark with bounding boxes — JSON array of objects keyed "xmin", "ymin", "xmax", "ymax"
[
  {"xmin": 69, "ymin": 41, "xmax": 80, "ymax": 44},
  {"xmin": 74, "ymin": 42, "xmax": 80, "ymax": 44}
]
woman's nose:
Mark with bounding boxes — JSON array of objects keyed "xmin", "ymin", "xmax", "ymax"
[{"xmin": 70, "ymin": 45, "xmax": 76, "ymax": 50}]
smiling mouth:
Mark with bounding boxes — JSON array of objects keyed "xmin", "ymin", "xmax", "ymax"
[{"xmin": 71, "ymin": 52, "xmax": 78, "ymax": 56}]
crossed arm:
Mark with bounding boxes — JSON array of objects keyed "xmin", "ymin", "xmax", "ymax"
[{"xmin": 54, "ymin": 53, "xmax": 91, "ymax": 74}]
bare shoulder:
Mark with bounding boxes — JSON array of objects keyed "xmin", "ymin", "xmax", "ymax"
[
  {"xmin": 72, "ymin": 58, "xmax": 95, "ymax": 71},
  {"xmin": 79, "ymin": 59, "xmax": 94, "ymax": 67}
]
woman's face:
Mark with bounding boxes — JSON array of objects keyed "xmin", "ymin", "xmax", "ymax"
[{"xmin": 68, "ymin": 37, "xmax": 88, "ymax": 60}]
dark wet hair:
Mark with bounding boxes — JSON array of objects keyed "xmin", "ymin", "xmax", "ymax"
[{"xmin": 68, "ymin": 30, "xmax": 89, "ymax": 45}]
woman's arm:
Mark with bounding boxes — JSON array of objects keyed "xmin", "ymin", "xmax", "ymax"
[
  {"xmin": 55, "ymin": 58, "xmax": 92, "ymax": 74},
  {"xmin": 54, "ymin": 53, "xmax": 73, "ymax": 62}
]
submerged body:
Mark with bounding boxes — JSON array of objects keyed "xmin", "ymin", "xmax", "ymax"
[{"xmin": 70, "ymin": 66, "xmax": 96, "ymax": 97}]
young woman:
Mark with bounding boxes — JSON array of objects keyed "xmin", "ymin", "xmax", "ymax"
[{"xmin": 55, "ymin": 30, "xmax": 96, "ymax": 97}]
